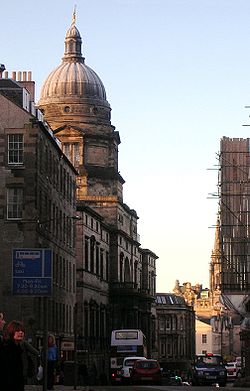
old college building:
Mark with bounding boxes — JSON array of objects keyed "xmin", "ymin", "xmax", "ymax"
[{"xmin": 0, "ymin": 16, "xmax": 162, "ymax": 377}]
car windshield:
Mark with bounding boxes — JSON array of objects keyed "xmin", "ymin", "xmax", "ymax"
[
  {"xmin": 136, "ymin": 361, "xmax": 158, "ymax": 369},
  {"xmin": 124, "ymin": 359, "xmax": 137, "ymax": 366},
  {"xmin": 196, "ymin": 356, "xmax": 222, "ymax": 366}
]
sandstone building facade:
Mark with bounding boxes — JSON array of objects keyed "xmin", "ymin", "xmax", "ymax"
[
  {"xmin": 155, "ymin": 293, "xmax": 195, "ymax": 373},
  {"xmin": 0, "ymin": 16, "xmax": 159, "ymax": 378},
  {"xmin": 0, "ymin": 75, "xmax": 78, "ymax": 351},
  {"xmin": 38, "ymin": 16, "xmax": 158, "ymax": 374}
]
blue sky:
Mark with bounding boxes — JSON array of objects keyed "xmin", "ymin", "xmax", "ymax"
[{"xmin": 2, "ymin": 0, "xmax": 250, "ymax": 292}]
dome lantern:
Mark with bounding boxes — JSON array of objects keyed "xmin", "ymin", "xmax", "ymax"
[{"xmin": 63, "ymin": 9, "xmax": 84, "ymax": 64}]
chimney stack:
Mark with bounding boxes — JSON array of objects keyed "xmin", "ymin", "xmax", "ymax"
[{"xmin": 0, "ymin": 64, "xmax": 6, "ymax": 78}]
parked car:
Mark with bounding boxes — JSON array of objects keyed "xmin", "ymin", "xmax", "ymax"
[
  {"xmin": 121, "ymin": 356, "xmax": 147, "ymax": 383},
  {"xmin": 131, "ymin": 359, "xmax": 162, "ymax": 385},
  {"xmin": 225, "ymin": 362, "xmax": 237, "ymax": 380}
]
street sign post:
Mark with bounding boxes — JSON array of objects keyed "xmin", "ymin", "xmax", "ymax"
[
  {"xmin": 12, "ymin": 248, "xmax": 52, "ymax": 391},
  {"xmin": 12, "ymin": 248, "xmax": 52, "ymax": 295}
]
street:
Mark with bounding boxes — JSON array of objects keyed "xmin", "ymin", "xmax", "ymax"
[
  {"xmin": 90, "ymin": 385, "xmax": 239, "ymax": 391},
  {"xmin": 25, "ymin": 383, "xmax": 244, "ymax": 391}
]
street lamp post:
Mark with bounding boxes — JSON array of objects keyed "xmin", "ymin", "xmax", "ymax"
[
  {"xmin": 42, "ymin": 297, "xmax": 48, "ymax": 391},
  {"xmin": 38, "ymin": 214, "xmax": 80, "ymax": 390},
  {"xmin": 74, "ymin": 303, "xmax": 78, "ymax": 390}
]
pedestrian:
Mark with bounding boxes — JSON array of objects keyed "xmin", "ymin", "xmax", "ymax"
[
  {"xmin": 89, "ymin": 361, "xmax": 97, "ymax": 385},
  {"xmin": 78, "ymin": 360, "xmax": 88, "ymax": 385},
  {"xmin": 47, "ymin": 334, "xmax": 58, "ymax": 390},
  {"xmin": 21, "ymin": 337, "xmax": 39, "ymax": 384},
  {"xmin": 0, "ymin": 312, "xmax": 6, "ymax": 339},
  {"xmin": 0, "ymin": 320, "xmax": 26, "ymax": 391}
]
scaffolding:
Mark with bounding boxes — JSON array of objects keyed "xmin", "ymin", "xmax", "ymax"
[{"xmin": 219, "ymin": 137, "xmax": 250, "ymax": 294}]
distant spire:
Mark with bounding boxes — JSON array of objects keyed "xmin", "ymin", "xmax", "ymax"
[
  {"xmin": 72, "ymin": 5, "xmax": 77, "ymax": 25},
  {"xmin": 214, "ymin": 215, "xmax": 220, "ymax": 251},
  {"xmin": 212, "ymin": 214, "xmax": 221, "ymax": 258}
]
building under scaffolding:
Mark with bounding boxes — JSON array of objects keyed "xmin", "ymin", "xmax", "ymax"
[
  {"xmin": 220, "ymin": 137, "xmax": 250, "ymax": 293},
  {"xmin": 219, "ymin": 137, "xmax": 250, "ymax": 375}
]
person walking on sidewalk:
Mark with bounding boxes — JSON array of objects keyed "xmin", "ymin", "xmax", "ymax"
[
  {"xmin": 0, "ymin": 320, "xmax": 26, "ymax": 391},
  {"xmin": 47, "ymin": 334, "xmax": 58, "ymax": 390}
]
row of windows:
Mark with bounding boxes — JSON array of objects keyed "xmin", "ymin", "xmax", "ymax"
[
  {"xmin": 38, "ymin": 192, "xmax": 75, "ymax": 247},
  {"xmin": 118, "ymin": 254, "xmax": 156, "ymax": 294},
  {"xmin": 148, "ymin": 257, "xmax": 156, "ymax": 267},
  {"xmin": 118, "ymin": 213, "xmax": 137, "ymax": 236},
  {"xmin": 118, "ymin": 213, "xmax": 137, "ymax": 234},
  {"xmin": 119, "ymin": 254, "xmax": 140, "ymax": 285},
  {"xmin": 158, "ymin": 315, "xmax": 186, "ymax": 331},
  {"xmin": 53, "ymin": 253, "xmax": 75, "ymax": 293},
  {"xmin": 37, "ymin": 298, "xmax": 74, "ymax": 334},
  {"xmin": 8, "ymin": 134, "xmax": 75, "ymax": 205},
  {"xmin": 6, "ymin": 188, "xmax": 75, "ymax": 253},
  {"xmin": 82, "ymin": 304, "xmax": 107, "ymax": 340},
  {"xmin": 119, "ymin": 236, "xmax": 137, "ymax": 255},
  {"xmin": 83, "ymin": 213, "xmax": 109, "ymax": 243},
  {"xmin": 39, "ymin": 141, "xmax": 75, "ymax": 204},
  {"xmin": 85, "ymin": 236, "xmax": 109, "ymax": 279},
  {"xmin": 159, "ymin": 335, "xmax": 186, "ymax": 358},
  {"xmin": 76, "ymin": 306, "xmax": 109, "ymax": 350}
]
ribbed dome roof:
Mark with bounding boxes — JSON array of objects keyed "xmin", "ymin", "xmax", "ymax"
[
  {"xmin": 39, "ymin": 18, "xmax": 108, "ymax": 105},
  {"xmin": 39, "ymin": 62, "xmax": 107, "ymax": 102}
]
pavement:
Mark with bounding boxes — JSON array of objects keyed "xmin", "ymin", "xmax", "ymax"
[{"xmin": 26, "ymin": 386, "xmax": 95, "ymax": 391}]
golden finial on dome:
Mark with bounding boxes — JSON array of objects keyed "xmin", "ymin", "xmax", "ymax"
[{"xmin": 72, "ymin": 5, "xmax": 77, "ymax": 25}]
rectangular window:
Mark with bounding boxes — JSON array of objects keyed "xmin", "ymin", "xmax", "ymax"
[
  {"xmin": 166, "ymin": 316, "xmax": 171, "ymax": 330},
  {"xmin": 63, "ymin": 143, "xmax": 70, "ymax": 160},
  {"xmin": 63, "ymin": 142, "xmax": 80, "ymax": 166},
  {"xmin": 202, "ymin": 334, "xmax": 207, "ymax": 344},
  {"xmin": 159, "ymin": 318, "xmax": 165, "ymax": 331},
  {"xmin": 73, "ymin": 143, "xmax": 80, "ymax": 165},
  {"xmin": 7, "ymin": 188, "xmax": 23, "ymax": 219},
  {"xmin": 85, "ymin": 238, "xmax": 89, "ymax": 270},
  {"xmin": 8, "ymin": 134, "xmax": 24, "ymax": 164}
]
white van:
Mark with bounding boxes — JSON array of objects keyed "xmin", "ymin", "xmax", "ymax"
[{"xmin": 121, "ymin": 356, "xmax": 147, "ymax": 381}]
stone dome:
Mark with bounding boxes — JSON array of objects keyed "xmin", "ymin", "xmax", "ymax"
[{"xmin": 38, "ymin": 20, "xmax": 108, "ymax": 106}]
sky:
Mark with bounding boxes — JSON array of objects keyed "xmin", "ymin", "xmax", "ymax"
[{"xmin": 2, "ymin": 0, "xmax": 250, "ymax": 292}]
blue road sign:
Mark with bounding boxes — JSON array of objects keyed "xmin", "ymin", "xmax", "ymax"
[{"xmin": 12, "ymin": 248, "xmax": 52, "ymax": 296}]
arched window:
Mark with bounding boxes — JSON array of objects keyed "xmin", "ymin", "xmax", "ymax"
[
  {"xmin": 134, "ymin": 261, "xmax": 138, "ymax": 285},
  {"xmin": 119, "ymin": 253, "xmax": 124, "ymax": 282},
  {"xmin": 90, "ymin": 236, "xmax": 95, "ymax": 273},
  {"xmin": 124, "ymin": 257, "xmax": 131, "ymax": 282}
]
